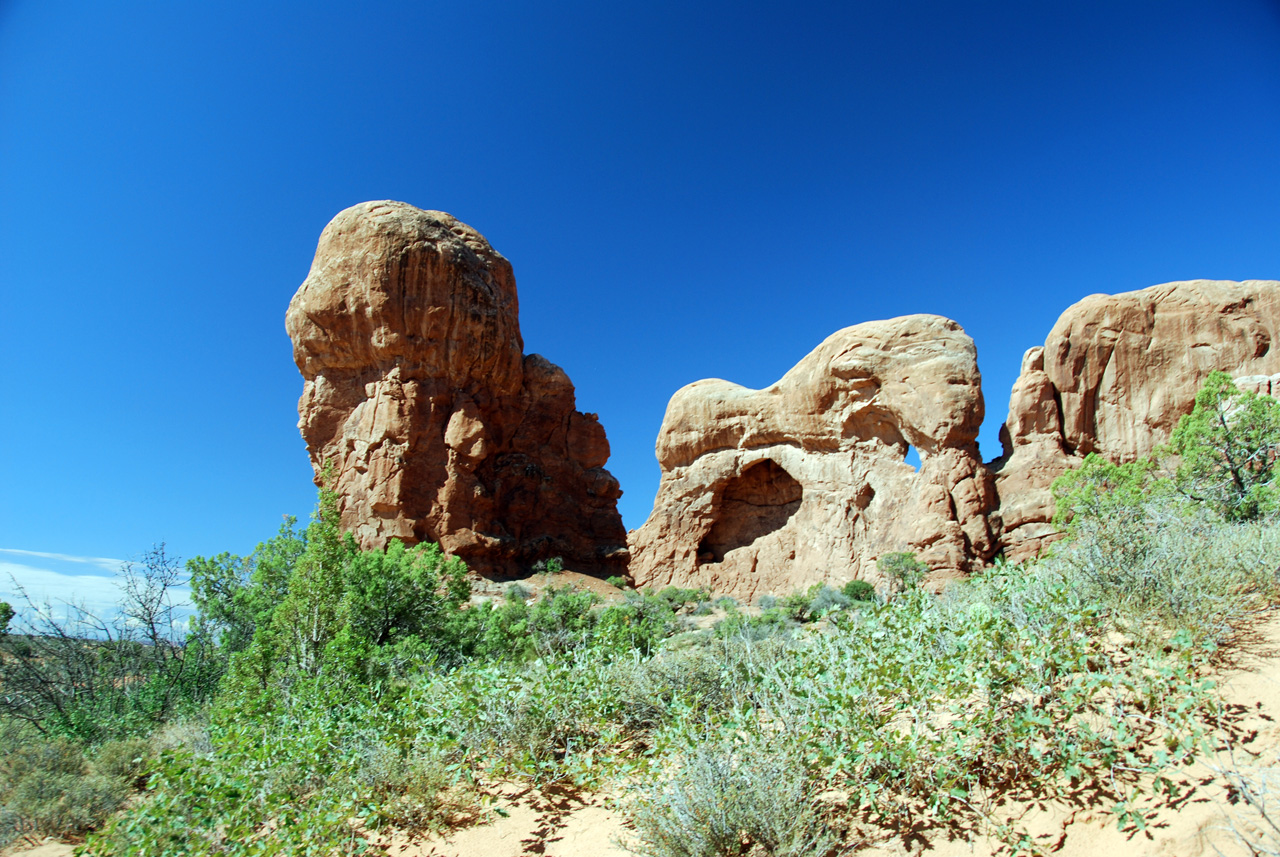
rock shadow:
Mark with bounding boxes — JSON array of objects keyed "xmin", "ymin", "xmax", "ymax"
[{"xmin": 698, "ymin": 459, "xmax": 802, "ymax": 563}]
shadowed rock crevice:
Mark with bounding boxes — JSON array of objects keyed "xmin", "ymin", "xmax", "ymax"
[{"xmin": 698, "ymin": 460, "xmax": 803, "ymax": 564}]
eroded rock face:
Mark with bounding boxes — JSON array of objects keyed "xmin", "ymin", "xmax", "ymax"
[
  {"xmin": 627, "ymin": 315, "xmax": 997, "ymax": 600},
  {"xmin": 286, "ymin": 201, "xmax": 627, "ymax": 578},
  {"xmin": 993, "ymin": 279, "xmax": 1280, "ymax": 562}
]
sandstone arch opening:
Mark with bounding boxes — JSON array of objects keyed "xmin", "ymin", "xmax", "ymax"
[
  {"xmin": 697, "ymin": 460, "xmax": 803, "ymax": 564},
  {"xmin": 904, "ymin": 444, "xmax": 920, "ymax": 471}
]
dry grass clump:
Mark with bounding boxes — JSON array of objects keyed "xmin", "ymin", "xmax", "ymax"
[
  {"xmin": 628, "ymin": 731, "xmax": 834, "ymax": 857},
  {"xmin": 0, "ymin": 727, "xmax": 146, "ymax": 846}
]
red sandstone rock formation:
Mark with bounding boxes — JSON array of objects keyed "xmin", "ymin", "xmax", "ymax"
[
  {"xmin": 627, "ymin": 315, "xmax": 997, "ymax": 600},
  {"xmin": 992, "ymin": 279, "xmax": 1280, "ymax": 562},
  {"xmin": 286, "ymin": 201, "xmax": 627, "ymax": 578}
]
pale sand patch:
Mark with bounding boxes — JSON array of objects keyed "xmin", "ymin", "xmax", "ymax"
[
  {"xmin": 369, "ymin": 782, "xmax": 633, "ymax": 857},
  {"xmin": 4, "ymin": 843, "xmax": 74, "ymax": 857}
]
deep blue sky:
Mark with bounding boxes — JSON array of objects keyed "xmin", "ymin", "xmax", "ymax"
[{"xmin": 3, "ymin": 0, "xmax": 1280, "ymax": 599}]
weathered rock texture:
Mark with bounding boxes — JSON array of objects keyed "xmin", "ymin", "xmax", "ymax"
[
  {"xmin": 286, "ymin": 201, "xmax": 627, "ymax": 578},
  {"xmin": 627, "ymin": 315, "xmax": 997, "ymax": 600},
  {"xmin": 993, "ymin": 279, "xmax": 1280, "ymax": 562}
]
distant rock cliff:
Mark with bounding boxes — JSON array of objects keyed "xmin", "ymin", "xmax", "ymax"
[
  {"xmin": 285, "ymin": 208, "xmax": 1280, "ymax": 592},
  {"xmin": 630, "ymin": 280, "xmax": 1280, "ymax": 595},
  {"xmin": 286, "ymin": 201, "xmax": 627, "ymax": 578},
  {"xmin": 627, "ymin": 315, "xmax": 996, "ymax": 599},
  {"xmin": 992, "ymin": 279, "xmax": 1280, "ymax": 561}
]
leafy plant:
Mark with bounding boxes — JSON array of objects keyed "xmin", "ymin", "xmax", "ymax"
[{"xmin": 840, "ymin": 580, "xmax": 877, "ymax": 603}]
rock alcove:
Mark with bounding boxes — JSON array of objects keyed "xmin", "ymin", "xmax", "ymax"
[{"xmin": 697, "ymin": 460, "xmax": 803, "ymax": 564}]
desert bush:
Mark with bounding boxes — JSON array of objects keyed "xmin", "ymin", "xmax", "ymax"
[
  {"xmin": 1051, "ymin": 495, "xmax": 1280, "ymax": 645},
  {"xmin": 628, "ymin": 731, "xmax": 834, "ymax": 857},
  {"xmin": 0, "ymin": 544, "xmax": 211, "ymax": 743},
  {"xmin": 877, "ymin": 551, "xmax": 928, "ymax": 595},
  {"xmin": 609, "ymin": 638, "xmax": 778, "ymax": 734},
  {"xmin": 0, "ymin": 731, "xmax": 134, "ymax": 845},
  {"xmin": 805, "ymin": 584, "xmax": 851, "ymax": 617},
  {"xmin": 6, "ymin": 770, "xmax": 128, "ymax": 841},
  {"xmin": 713, "ymin": 603, "xmax": 797, "ymax": 641},
  {"xmin": 597, "ymin": 591, "xmax": 677, "ymax": 655},
  {"xmin": 408, "ymin": 649, "xmax": 625, "ymax": 785},
  {"xmin": 1168, "ymin": 370, "xmax": 1280, "ymax": 521},
  {"xmin": 151, "ymin": 715, "xmax": 213, "ymax": 756},
  {"xmin": 87, "ymin": 676, "xmax": 387, "ymax": 855},
  {"xmin": 186, "ymin": 517, "xmax": 304, "ymax": 663},
  {"xmin": 354, "ymin": 742, "xmax": 468, "ymax": 832},
  {"xmin": 656, "ymin": 587, "xmax": 711, "ymax": 613},
  {"xmin": 841, "ymin": 580, "xmax": 877, "ymax": 603},
  {"xmin": 1212, "ymin": 748, "xmax": 1280, "ymax": 856},
  {"xmin": 531, "ymin": 556, "xmax": 565, "ymax": 575},
  {"xmin": 92, "ymin": 738, "xmax": 154, "ymax": 788}
]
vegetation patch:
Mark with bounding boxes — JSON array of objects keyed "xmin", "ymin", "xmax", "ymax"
[{"xmin": 0, "ymin": 373, "xmax": 1278, "ymax": 854}]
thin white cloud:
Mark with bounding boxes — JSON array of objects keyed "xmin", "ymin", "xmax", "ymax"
[
  {"xmin": 0, "ymin": 561, "xmax": 131, "ymax": 615},
  {"xmin": 0, "ymin": 548, "xmax": 124, "ymax": 574},
  {"xmin": 0, "ymin": 562, "xmax": 192, "ymax": 622}
]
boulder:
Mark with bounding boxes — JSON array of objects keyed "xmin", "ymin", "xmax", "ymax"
[
  {"xmin": 286, "ymin": 201, "xmax": 627, "ymax": 578},
  {"xmin": 992, "ymin": 279, "xmax": 1280, "ymax": 562},
  {"xmin": 627, "ymin": 315, "xmax": 996, "ymax": 600}
]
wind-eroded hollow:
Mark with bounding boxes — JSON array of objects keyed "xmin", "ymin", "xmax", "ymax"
[{"xmin": 698, "ymin": 460, "xmax": 803, "ymax": 563}]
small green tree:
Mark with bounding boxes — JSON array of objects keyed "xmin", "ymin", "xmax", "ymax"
[
  {"xmin": 187, "ymin": 516, "xmax": 305, "ymax": 658},
  {"xmin": 877, "ymin": 552, "xmax": 928, "ymax": 596},
  {"xmin": 1051, "ymin": 453, "xmax": 1163, "ymax": 530},
  {"xmin": 1166, "ymin": 371, "xmax": 1280, "ymax": 521}
]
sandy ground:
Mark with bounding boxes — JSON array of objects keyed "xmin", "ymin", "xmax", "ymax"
[
  {"xmin": 849, "ymin": 611, "xmax": 1280, "ymax": 857},
  {"xmin": 369, "ymin": 783, "xmax": 632, "ymax": 857},
  {"xmin": 13, "ymin": 609, "xmax": 1280, "ymax": 857},
  {"xmin": 4, "ymin": 843, "xmax": 73, "ymax": 857}
]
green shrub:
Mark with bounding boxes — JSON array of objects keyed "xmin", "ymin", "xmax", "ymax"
[
  {"xmin": 1168, "ymin": 370, "xmax": 1280, "ymax": 521},
  {"xmin": 609, "ymin": 641, "xmax": 763, "ymax": 734},
  {"xmin": 0, "ymin": 545, "xmax": 212, "ymax": 743},
  {"xmin": 531, "ymin": 556, "xmax": 565, "ymax": 575},
  {"xmin": 806, "ymin": 584, "xmax": 851, "ymax": 617},
  {"xmin": 840, "ymin": 580, "xmax": 876, "ymax": 603},
  {"xmin": 1053, "ymin": 497, "xmax": 1280, "ymax": 645},
  {"xmin": 656, "ymin": 587, "xmax": 712, "ymax": 613},
  {"xmin": 713, "ymin": 603, "xmax": 797, "ymax": 641},
  {"xmin": 0, "ymin": 734, "xmax": 134, "ymax": 844},
  {"xmin": 526, "ymin": 585, "xmax": 601, "ymax": 654},
  {"xmin": 597, "ymin": 591, "xmax": 677, "ymax": 655},
  {"xmin": 354, "ymin": 742, "xmax": 467, "ymax": 832}
]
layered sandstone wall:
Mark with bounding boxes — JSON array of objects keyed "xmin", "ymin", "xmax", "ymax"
[{"xmin": 286, "ymin": 201, "xmax": 627, "ymax": 578}]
